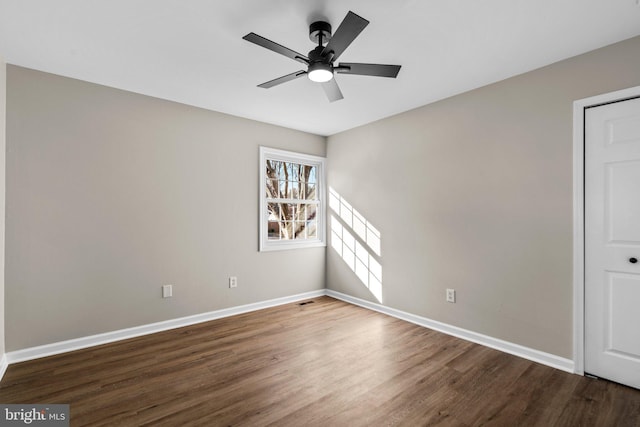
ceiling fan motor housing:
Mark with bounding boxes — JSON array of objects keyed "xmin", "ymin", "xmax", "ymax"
[{"xmin": 308, "ymin": 45, "xmax": 328, "ymax": 63}]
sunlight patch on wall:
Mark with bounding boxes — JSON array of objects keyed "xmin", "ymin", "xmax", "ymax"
[{"xmin": 329, "ymin": 187, "xmax": 382, "ymax": 302}]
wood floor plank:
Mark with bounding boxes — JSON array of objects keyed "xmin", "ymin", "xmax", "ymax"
[{"xmin": 1, "ymin": 296, "xmax": 639, "ymax": 426}]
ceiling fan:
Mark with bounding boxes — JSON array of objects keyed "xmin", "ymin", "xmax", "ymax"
[{"xmin": 242, "ymin": 11, "xmax": 401, "ymax": 102}]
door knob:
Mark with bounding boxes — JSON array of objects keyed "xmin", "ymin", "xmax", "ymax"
[{"xmin": 630, "ymin": 257, "xmax": 638, "ymax": 264}]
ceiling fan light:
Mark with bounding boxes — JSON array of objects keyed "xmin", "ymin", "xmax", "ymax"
[{"xmin": 308, "ymin": 63, "xmax": 333, "ymax": 83}]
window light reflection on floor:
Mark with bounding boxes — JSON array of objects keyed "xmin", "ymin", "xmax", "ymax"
[{"xmin": 329, "ymin": 187, "xmax": 382, "ymax": 303}]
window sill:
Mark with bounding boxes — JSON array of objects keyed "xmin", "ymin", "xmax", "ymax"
[{"xmin": 259, "ymin": 240, "xmax": 327, "ymax": 252}]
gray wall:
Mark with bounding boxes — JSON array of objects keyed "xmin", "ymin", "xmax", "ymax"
[
  {"xmin": 326, "ymin": 36, "xmax": 640, "ymax": 358},
  {"xmin": 0, "ymin": 57, "xmax": 6, "ymax": 359},
  {"xmin": 6, "ymin": 66, "xmax": 326, "ymax": 351}
]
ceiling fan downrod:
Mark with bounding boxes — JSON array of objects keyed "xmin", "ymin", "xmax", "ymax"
[{"xmin": 309, "ymin": 21, "xmax": 332, "ymax": 46}]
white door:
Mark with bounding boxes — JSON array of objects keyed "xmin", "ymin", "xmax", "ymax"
[{"xmin": 585, "ymin": 96, "xmax": 640, "ymax": 389}]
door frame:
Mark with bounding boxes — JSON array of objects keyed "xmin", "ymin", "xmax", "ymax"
[{"xmin": 572, "ymin": 85, "xmax": 640, "ymax": 375}]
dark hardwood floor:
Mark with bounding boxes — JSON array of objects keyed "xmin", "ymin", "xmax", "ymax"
[{"xmin": 1, "ymin": 296, "xmax": 639, "ymax": 426}]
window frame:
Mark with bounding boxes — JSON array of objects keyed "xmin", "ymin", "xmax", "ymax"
[{"xmin": 259, "ymin": 146, "xmax": 326, "ymax": 252}]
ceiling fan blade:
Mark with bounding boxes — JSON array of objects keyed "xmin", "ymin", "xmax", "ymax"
[
  {"xmin": 243, "ymin": 33, "xmax": 309, "ymax": 65},
  {"xmin": 321, "ymin": 78, "xmax": 344, "ymax": 102},
  {"xmin": 258, "ymin": 70, "xmax": 307, "ymax": 88},
  {"xmin": 321, "ymin": 11, "xmax": 369, "ymax": 61},
  {"xmin": 336, "ymin": 63, "xmax": 401, "ymax": 78}
]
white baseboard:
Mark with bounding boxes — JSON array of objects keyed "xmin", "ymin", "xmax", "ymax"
[
  {"xmin": 6, "ymin": 289, "xmax": 325, "ymax": 364},
  {"xmin": 0, "ymin": 353, "xmax": 7, "ymax": 382},
  {"xmin": 326, "ymin": 289, "xmax": 575, "ymax": 374},
  {"xmin": 3, "ymin": 288, "xmax": 574, "ymax": 377}
]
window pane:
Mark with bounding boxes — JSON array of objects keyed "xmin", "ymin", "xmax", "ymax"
[
  {"xmin": 306, "ymin": 166, "xmax": 317, "ymax": 184},
  {"xmin": 268, "ymin": 162, "xmax": 318, "ymax": 202},
  {"xmin": 266, "ymin": 160, "xmax": 279, "ymax": 180},
  {"xmin": 267, "ymin": 221, "xmax": 280, "ymax": 240},
  {"xmin": 279, "ymin": 180, "xmax": 291, "ymax": 198},
  {"xmin": 267, "ymin": 160, "xmax": 284, "ymax": 179},
  {"xmin": 278, "ymin": 162, "xmax": 291, "ymax": 184},
  {"xmin": 280, "ymin": 222, "xmax": 293, "ymax": 239},
  {"xmin": 301, "ymin": 183, "xmax": 316, "ymax": 200},
  {"xmin": 277, "ymin": 161, "xmax": 287, "ymax": 180},
  {"xmin": 307, "ymin": 221, "xmax": 317, "ymax": 238},
  {"xmin": 294, "ymin": 221, "xmax": 306, "ymax": 239},
  {"xmin": 267, "ymin": 204, "xmax": 320, "ymax": 241},
  {"xmin": 268, "ymin": 203, "xmax": 296, "ymax": 222},
  {"xmin": 291, "ymin": 163, "xmax": 301, "ymax": 182},
  {"xmin": 267, "ymin": 208, "xmax": 319, "ymax": 242},
  {"xmin": 281, "ymin": 203, "xmax": 295, "ymax": 221},
  {"xmin": 290, "ymin": 181, "xmax": 299, "ymax": 199},
  {"xmin": 297, "ymin": 182, "xmax": 306, "ymax": 200},
  {"xmin": 267, "ymin": 202, "xmax": 279, "ymax": 219},
  {"xmin": 305, "ymin": 203, "xmax": 317, "ymax": 221},
  {"xmin": 266, "ymin": 179, "xmax": 278, "ymax": 198}
]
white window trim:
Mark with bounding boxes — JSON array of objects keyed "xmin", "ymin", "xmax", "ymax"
[{"xmin": 259, "ymin": 146, "xmax": 327, "ymax": 252}]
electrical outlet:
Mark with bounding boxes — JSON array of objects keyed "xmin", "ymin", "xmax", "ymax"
[
  {"xmin": 229, "ymin": 276, "xmax": 238, "ymax": 288},
  {"xmin": 446, "ymin": 288, "xmax": 456, "ymax": 303},
  {"xmin": 162, "ymin": 284, "xmax": 173, "ymax": 298}
]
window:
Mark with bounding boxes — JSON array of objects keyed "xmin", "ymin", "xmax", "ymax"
[{"xmin": 260, "ymin": 147, "xmax": 326, "ymax": 251}]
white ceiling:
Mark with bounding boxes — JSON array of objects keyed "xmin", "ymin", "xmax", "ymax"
[{"xmin": 1, "ymin": 1, "xmax": 639, "ymax": 136}]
